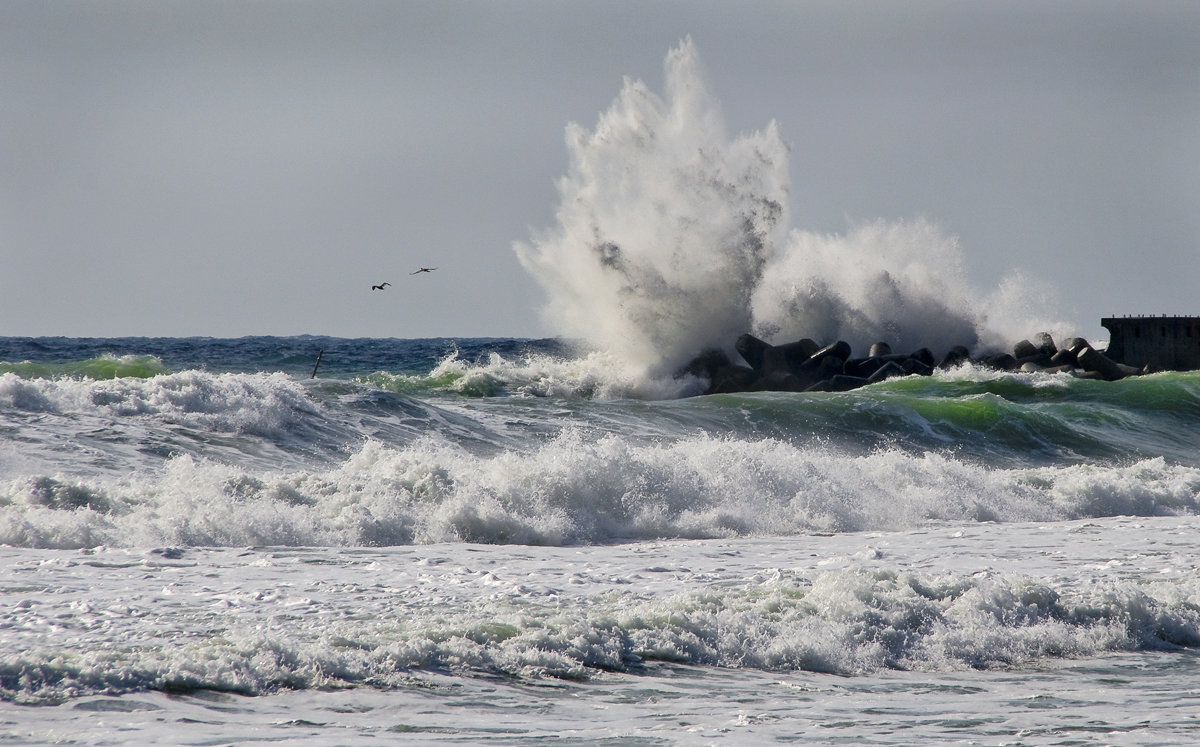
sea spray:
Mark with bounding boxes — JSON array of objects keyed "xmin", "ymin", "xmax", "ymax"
[
  {"xmin": 517, "ymin": 39, "xmax": 1073, "ymax": 384},
  {"xmin": 752, "ymin": 218, "xmax": 981, "ymax": 354},
  {"xmin": 975, "ymin": 269, "xmax": 1080, "ymax": 352},
  {"xmin": 515, "ymin": 37, "xmax": 790, "ymax": 379}
]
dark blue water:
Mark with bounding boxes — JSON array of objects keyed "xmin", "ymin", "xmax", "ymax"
[{"xmin": 0, "ymin": 335, "xmax": 571, "ymax": 379}]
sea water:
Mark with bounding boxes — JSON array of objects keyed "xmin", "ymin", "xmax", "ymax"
[
  {"xmin": 4, "ymin": 38, "xmax": 1200, "ymax": 744},
  {"xmin": 2, "ymin": 337, "xmax": 1200, "ymax": 744}
]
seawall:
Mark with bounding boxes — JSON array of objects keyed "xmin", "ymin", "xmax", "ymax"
[{"xmin": 1102, "ymin": 316, "xmax": 1200, "ymax": 371}]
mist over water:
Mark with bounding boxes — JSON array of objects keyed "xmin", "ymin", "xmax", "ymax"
[{"xmin": 516, "ymin": 38, "xmax": 1071, "ymax": 379}]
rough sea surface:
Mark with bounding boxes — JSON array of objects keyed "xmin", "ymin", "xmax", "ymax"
[
  {"xmin": 5, "ymin": 37, "xmax": 1198, "ymax": 746},
  {"xmin": 2, "ymin": 335, "xmax": 1200, "ymax": 745}
]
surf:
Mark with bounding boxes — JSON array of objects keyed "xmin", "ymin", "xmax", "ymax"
[
  {"xmin": 0, "ymin": 353, "xmax": 169, "ymax": 380},
  {"xmin": 515, "ymin": 38, "xmax": 1075, "ymax": 392},
  {"xmin": 4, "ymin": 424, "xmax": 1199, "ymax": 550}
]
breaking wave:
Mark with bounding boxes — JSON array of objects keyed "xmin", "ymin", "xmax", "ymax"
[
  {"xmin": 3, "ymin": 430, "xmax": 1198, "ymax": 550},
  {"xmin": 515, "ymin": 37, "xmax": 1074, "ymax": 382}
]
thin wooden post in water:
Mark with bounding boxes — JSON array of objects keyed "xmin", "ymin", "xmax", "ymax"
[{"xmin": 311, "ymin": 350, "xmax": 324, "ymax": 378}]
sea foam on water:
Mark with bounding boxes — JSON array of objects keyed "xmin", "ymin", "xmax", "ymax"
[{"xmin": 5, "ymin": 427, "xmax": 1199, "ymax": 550}]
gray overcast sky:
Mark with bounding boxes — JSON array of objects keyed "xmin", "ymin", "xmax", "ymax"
[{"xmin": 2, "ymin": 0, "xmax": 1197, "ymax": 342}]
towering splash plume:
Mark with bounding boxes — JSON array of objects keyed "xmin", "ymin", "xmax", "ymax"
[
  {"xmin": 518, "ymin": 38, "xmax": 1069, "ymax": 381},
  {"xmin": 514, "ymin": 37, "xmax": 790, "ymax": 376}
]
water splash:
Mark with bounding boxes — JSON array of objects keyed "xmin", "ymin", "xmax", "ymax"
[
  {"xmin": 515, "ymin": 37, "xmax": 790, "ymax": 378},
  {"xmin": 517, "ymin": 38, "xmax": 1072, "ymax": 382},
  {"xmin": 753, "ymin": 218, "xmax": 982, "ymax": 354}
]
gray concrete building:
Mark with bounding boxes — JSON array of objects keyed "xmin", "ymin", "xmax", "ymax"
[{"xmin": 1101, "ymin": 316, "xmax": 1200, "ymax": 371}]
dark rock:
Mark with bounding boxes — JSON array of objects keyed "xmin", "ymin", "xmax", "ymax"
[
  {"xmin": 901, "ymin": 358, "xmax": 933, "ymax": 376},
  {"xmin": 909, "ymin": 348, "xmax": 936, "ymax": 368},
  {"xmin": 1022, "ymin": 359, "xmax": 1076, "ymax": 375},
  {"xmin": 810, "ymin": 341, "xmax": 852, "ymax": 365},
  {"xmin": 785, "ymin": 338, "xmax": 820, "ymax": 361},
  {"xmin": 977, "ymin": 353, "xmax": 1019, "ymax": 371},
  {"xmin": 938, "ymin": 346, "xmax": 971, "ymax": 369},
  {"xmin": 762, "ymin": 338, "xmax": 819, "ymax": 377},
  {"xmin": 1048, "ymin": 348, "xmax": 1078, "ymax": 367},
  {"xmin": 734, "ymin": 334, "xmax": 772, "ymax": 374},
  {"xmin": 848, "ymin": 352, "xmax": 917, "ymax": 376},
  {"xmin": 1016, "ymin": 352, "xmax": 1054, "ymax": 369},
  {"xmin": 1013, "ymin": 339, "xmax": 1039, "ymax": 360},
  {"xmin": 1033, "ymin": 332, "xmax": 1057, "ymax": 356},
  {"xmin": 705, "ymin": 364, "xmax": 759, "ymax": 394},
  {"xmin": 692, "ymin": 328, "xmax": 1141, "ymax": 396},
  {"xmin": 1063, "ymin": 337, "xmax": 1091, "ymax": 355},
  {"xmin": 793, "ymin": 353, "xmax": 847, "ymax": 390},
  {"xmin": 1076, "ymin": 346, "xmax": 1127, "ymax": 381},
  {"xmin": 844, "ymin": 357, "xmax": 884, "ymax": 379},
  {"xmin": 866, "ymin": 360, "xmax": 906, "ymax": 384},
  {"xmin": 681, "ymin": 349, "xmax": 732, "ymax": 379},
  {"xmin": 749, "ymin": 371, "xmax": 807, "ymax": 393}
]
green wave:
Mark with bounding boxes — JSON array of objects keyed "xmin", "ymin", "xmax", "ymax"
[
  {"xmin": 878, "ymin": 368, "xmax": 1200, "ymax": 412},
  {"xmin": 0, "ymin": 354, "xmax": 170, "ymax": 380},
  {"xmin": 359, "ymin": 368, "xmax": 503, "ymax": 397},
  {"xmin": 687, "ymin": 370, "xmax": 1200, "ymax": 468},
  {"xmin": 347, "ymin": 358, "xmax": 1200, "ymax": 467}
]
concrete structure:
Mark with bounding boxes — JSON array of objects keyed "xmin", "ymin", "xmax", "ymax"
[{"xmin": 1101, "ymin": 316, "xmax": 1200, "ymax": 371}]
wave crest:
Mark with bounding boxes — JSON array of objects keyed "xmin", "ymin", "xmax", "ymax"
[{"xmin": 2, "ymin": 433, "xmax": 1197, "ymax": 550}]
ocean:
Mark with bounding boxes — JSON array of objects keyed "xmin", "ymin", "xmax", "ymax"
[
  {"xmin": 5, "ymin": 36, "xmax": 1199, "ymax": 746},
  {"xmin": 2, "ymin": 334, "xmax": 1199, "ymax": 745}
]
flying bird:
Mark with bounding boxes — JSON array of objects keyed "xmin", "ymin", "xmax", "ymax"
[
  {"xmin": 371, "ymin": 282, "xmax": 391, "ymax": 290},
  {"xmin": 410, "ymin": 267, "xmax": 437, "ymax": 275}
]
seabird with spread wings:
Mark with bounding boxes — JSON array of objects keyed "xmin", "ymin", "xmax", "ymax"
[
  {"xmin": 410, "ymin": 267, "xmax": 437, "ymax": 275},
  {"xmin": 371, "ymin": 282, "xmax": 391, "ymax": 290}
]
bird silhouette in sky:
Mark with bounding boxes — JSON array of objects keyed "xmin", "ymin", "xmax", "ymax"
[
  {"xmin": 371, "ymin": 282, "xmax": 391, "ymax": 290},
  {"xmin": 410, "ymin": 267, "xmax": 437, "ymax": 275}
]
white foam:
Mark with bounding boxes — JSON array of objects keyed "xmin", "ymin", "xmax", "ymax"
[
  {"xmin": 0, "ymin": 370, "xmax": 316, "ymax": 437},
  {"xmin": 430, "ymin": 349, "xmax": 693, "ymax": 400},
  {"xmin": 516, "ymin": 39, "xmax": 1076, "ymax": 381},
  {"xmin": 753, "ymin": 219, "xmax": 982, "ymax": 353},
  {"xmin": 515, "ymin": 37, "xmax": 790, "ymax": 379},
  {"xmin": 3, "ymin": 432, "xmax": 1197, "ymax": 550},
  {"xmin": 5, "ymin": 523, "xmax": 1200, "ymax": 708}
]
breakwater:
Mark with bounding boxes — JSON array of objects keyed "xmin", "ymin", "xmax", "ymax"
[{"xmin": 685, "ymin": 330, "xmax": 1147, "ymax": 396}]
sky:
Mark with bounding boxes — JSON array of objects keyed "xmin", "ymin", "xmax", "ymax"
[{"xmin": 2, "ymin": 0, "xmax": 1197, "ymax": 342}]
